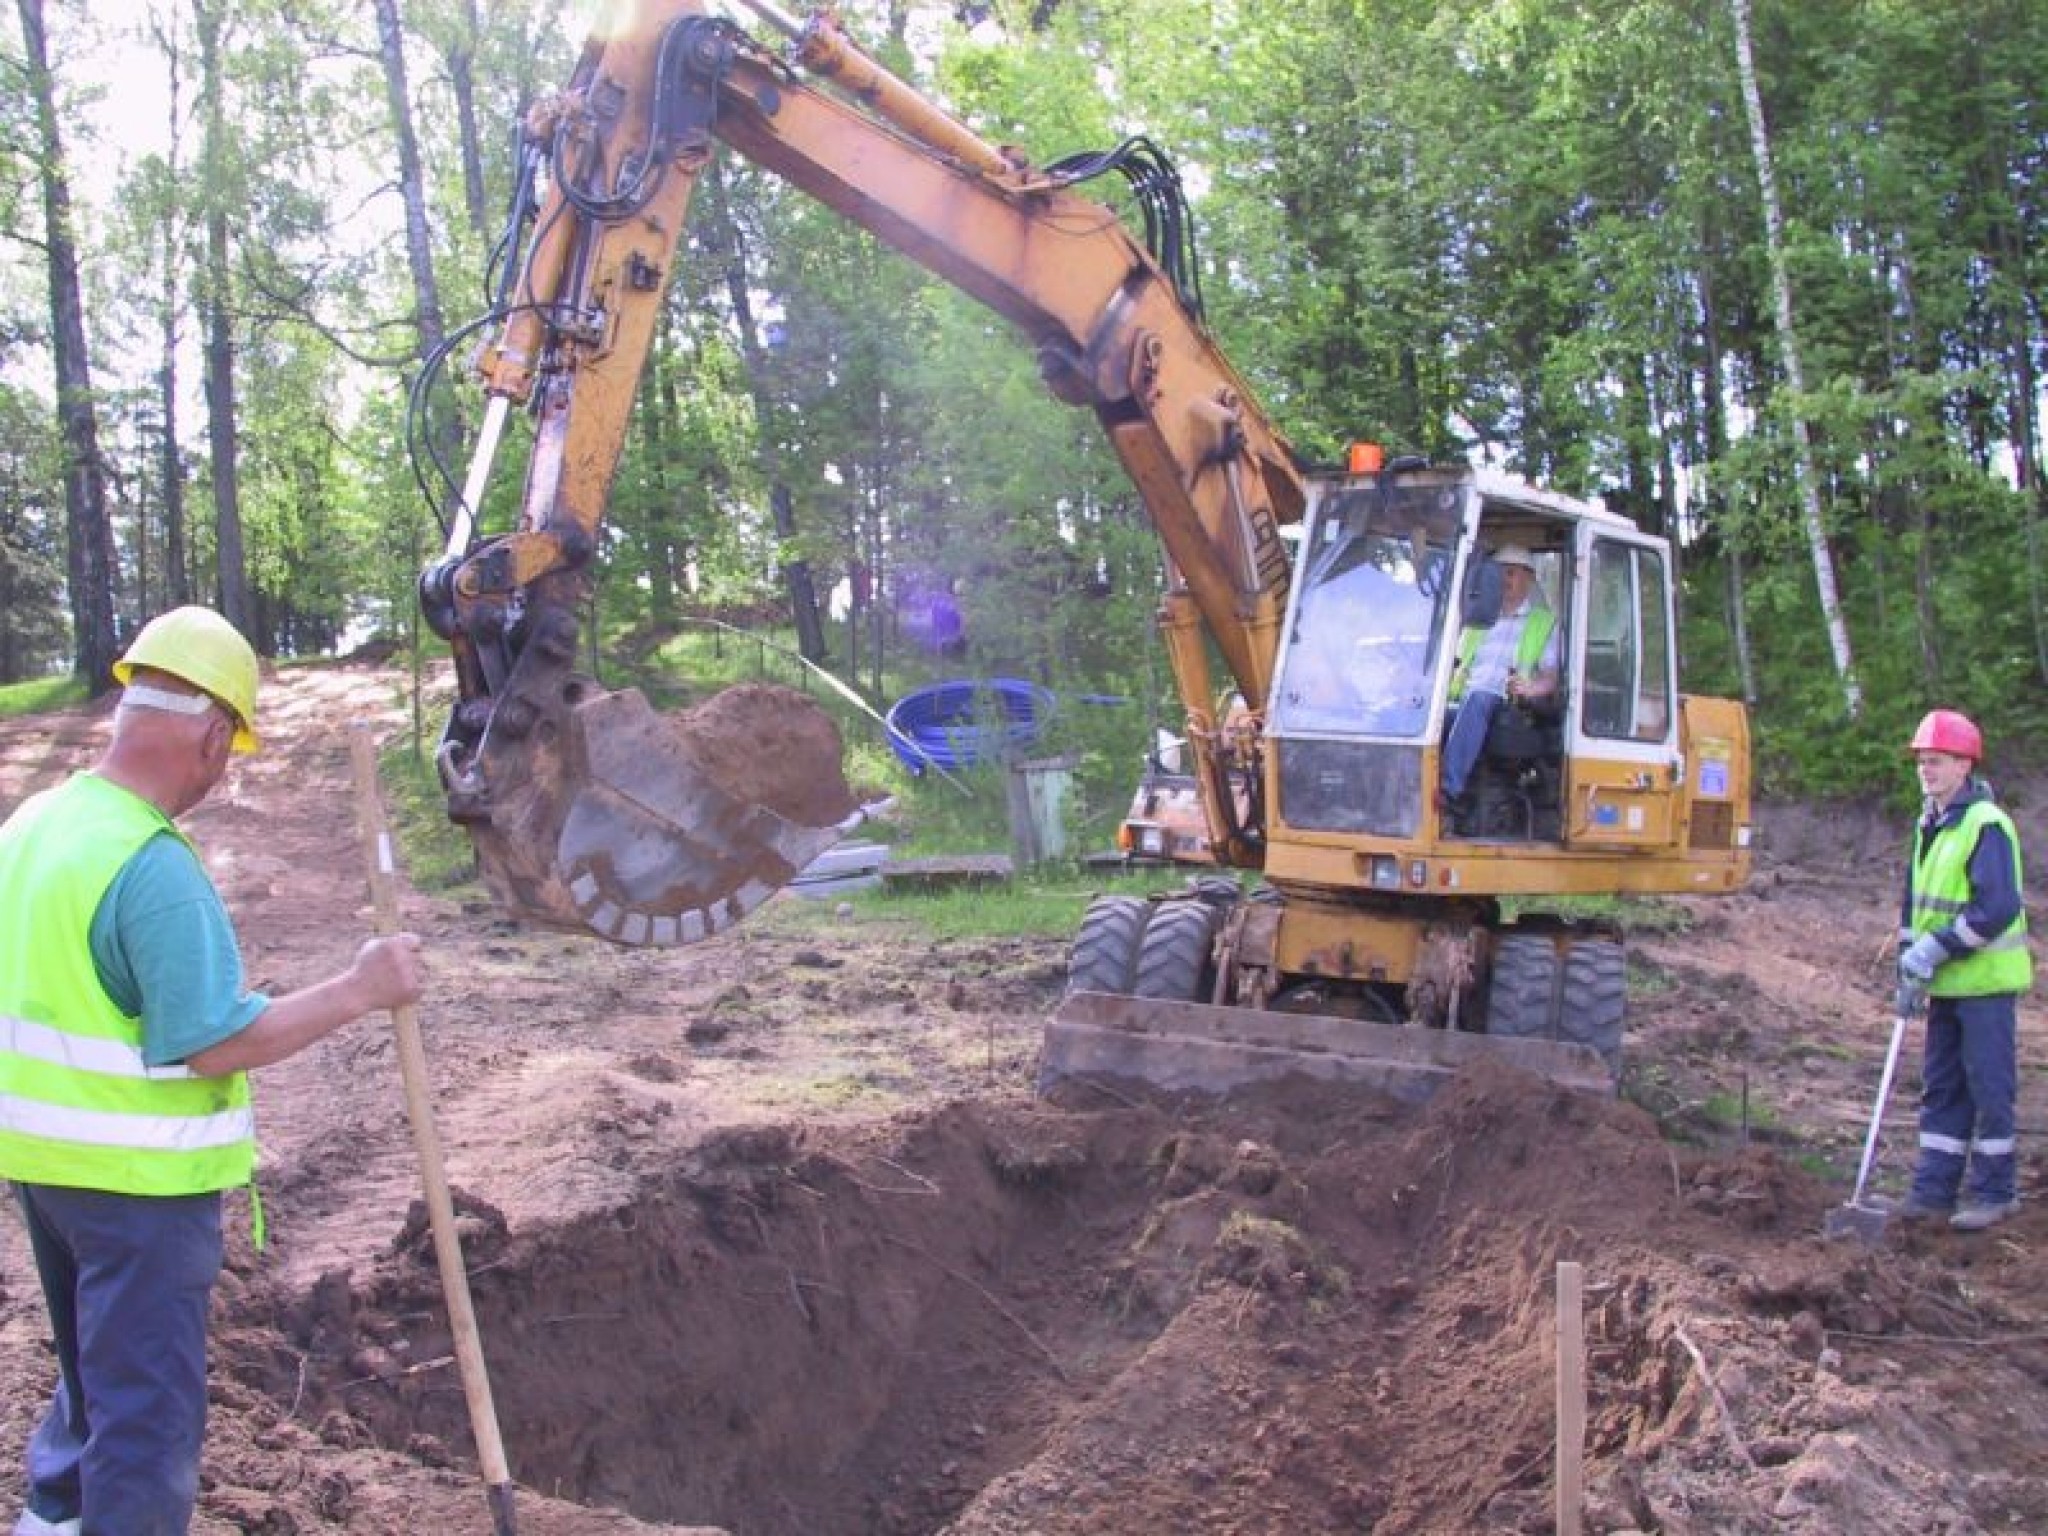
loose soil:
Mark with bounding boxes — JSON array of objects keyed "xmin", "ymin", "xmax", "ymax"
[{"xmin": 1, "ymin": 661, "xmax": 2044, "ymax": 1534}]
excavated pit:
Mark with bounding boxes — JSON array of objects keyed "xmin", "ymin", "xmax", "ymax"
[{"xmin": 212, "ymin": 1067, "xmax": 1837, "ymax": 1535}]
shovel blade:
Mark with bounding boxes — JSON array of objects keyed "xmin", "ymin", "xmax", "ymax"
[{"xmin": 1822, "ymin": 1199, "xmax": 1889, "ymax": 1246}]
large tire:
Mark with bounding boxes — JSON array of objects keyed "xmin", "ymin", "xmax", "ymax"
[
  {"xmin": 1066, "ymin": 895, "xmax": 1150, "ymax": 997},
  {"xmin": 1485, "ymin": 933, "xmax": 1560, "ymax": 1041},
  {"xmin": 1131, "ymin": 897, "xmax": 1223, "ymax": 1003},
  {"xmin": 1560, "ymin": 939, "xmax": 1626, "ymax": 1071}
]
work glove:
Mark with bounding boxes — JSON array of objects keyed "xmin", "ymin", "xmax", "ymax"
[
  {"xmin": 1898, "ymin": 931, "xmax": 1948, "ymax": 984},
  {"xmin": 1894, "ymin": 931, "xmax": 1947, "ymax": 1015}
]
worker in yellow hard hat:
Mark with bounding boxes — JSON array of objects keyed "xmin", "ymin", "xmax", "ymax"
[
  {"xmin": 0, "ymin": 606, "xmax": 426, "ymax": 1533},
  {"xmin": 1890, "ymin": 708, "xmax": 2032, "ymax": 1233},
  {"xmin": 1438, "ymin": 543, "xmax": 1559, "ymax": 830},
  {"xmin": 111, "ymin": 601, "xmax": 263, "ymax": 754}
]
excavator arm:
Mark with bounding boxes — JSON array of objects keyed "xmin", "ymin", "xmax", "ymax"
[
  {"xmin": 424, "ymin": 0, "xmax": 1301, "ymax": 943},
  {"xmin": 420, "ymin": 7, "xmax": 874, "ymax": 946},
  {"xmin": 695, "ymin": 4, "xmax": 1302, "ymax": 865}
]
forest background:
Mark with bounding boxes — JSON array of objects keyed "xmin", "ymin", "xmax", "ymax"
[{"xmin": 1, "ymin": 0, "xmax": 2043, "ymax": 816}]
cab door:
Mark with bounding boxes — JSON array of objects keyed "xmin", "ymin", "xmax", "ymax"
[{"xmin": 1564, "ymin": 530, "xmax": 1681, "ymax": 848}]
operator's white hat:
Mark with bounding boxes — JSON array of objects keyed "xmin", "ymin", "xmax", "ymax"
[{"xmin": 1492, "ymin": 543, "xmax": 1537, "ymax": 571}]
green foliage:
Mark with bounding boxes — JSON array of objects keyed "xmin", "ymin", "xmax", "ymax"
[
  {"xmin": 0, "ymin": 673, "xmax": 86, "ymax": 716},
  {"xmin": 0, "ymin": 387, "xmax": 71, "ymax": 680},
  {"xmin": 374, "ymin": 735, "xmax": 481, "ymax": 894}
]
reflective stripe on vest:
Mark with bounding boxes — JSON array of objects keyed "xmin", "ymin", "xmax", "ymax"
[
  {"xmin": 1908, "ymin": 799, "xmax": 2033, "ymax": 998},
  {"xmin": 0, "ymin": 774, "xmax": 255, "ymax": 1193}
]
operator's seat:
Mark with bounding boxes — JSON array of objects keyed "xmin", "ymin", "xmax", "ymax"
[{"xmin": 1479, "ymin": 693, "xmax": 1564, "ymax": 839}]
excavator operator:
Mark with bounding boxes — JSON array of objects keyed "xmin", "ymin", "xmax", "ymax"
[{"xmin": 1437, "ymin": 544, "xmax": 1558, "ymax": 823}]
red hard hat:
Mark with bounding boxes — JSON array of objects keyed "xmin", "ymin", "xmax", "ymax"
[{"xmin": 1908, "ymin": 708, "xmax": 1982, "ymax": 761}]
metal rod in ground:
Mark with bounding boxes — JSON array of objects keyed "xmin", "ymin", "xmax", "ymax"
[
  {"xmin": 1555, "ymin": 1260, "xmax": 1585, "ymax": 1536},
  {"xmin": 348, "ymin": 725, "xmax": 519, "ymax": 1535}
]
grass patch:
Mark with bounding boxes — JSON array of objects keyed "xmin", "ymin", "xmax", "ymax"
[
  {"xmin": 761, "ymin": 863, "xmax": 1203, "ymax": 943},
  {"xmin": 1625, "ymin": 956, "xmax": 1676, "ymax": 998},
  {"xmin": 1694, "ymin": 1089, "xmax": 1786, "ymax": 1138},
  {"xmin": 1501, "ymin": 892, "xmax": 1694, "ymax": 936},
  {"xmin": 375, "ymin": 739, "xmax": 482, "ymax": 893},
  {"xmin": 1781, "ymin": 1038, "xmax": 1863, "ymax": 1064},
  {"xmin": 0, "ymin": 675, "xmax": 86, "ymax": 718}
]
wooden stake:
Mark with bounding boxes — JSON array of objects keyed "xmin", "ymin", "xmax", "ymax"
[
  {"xmin": 348, "ymin": 726, "xmax": 519, "ymax": 1535},
  {"xmin": 1555, "ymin": 1260, "xmax": 1585, "ymax": 1536}
]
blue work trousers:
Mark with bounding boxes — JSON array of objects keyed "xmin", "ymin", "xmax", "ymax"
[
  {"xmin": 12, "ymin": 1183, "xmax": 223, "ymax": 1536},
  {"xmin": 1440, "ymin": 690, "xmax": 1506, "ymax": 799},
  {"xmin": 1910, "ymin": 993, "xmax": 2020, "ymax": 1208}
]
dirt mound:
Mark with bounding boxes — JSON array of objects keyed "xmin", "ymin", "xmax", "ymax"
[
  {"xmin": 1, "ymin": 661, "xmax": 2045, "ymax": 1535},
  {"xmin": 670, "ymin": 682, "xmax": 858, "ymax": 829}
]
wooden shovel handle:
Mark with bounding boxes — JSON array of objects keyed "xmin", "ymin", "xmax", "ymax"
[{"xmin": 348, "ymin": 725, "xmax": 519, "ymax": 1535}]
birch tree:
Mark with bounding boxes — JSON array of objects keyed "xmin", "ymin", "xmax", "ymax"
[{"xmin": 1729, "ymin": 0, "xmax": 1860, "ymax": 718}]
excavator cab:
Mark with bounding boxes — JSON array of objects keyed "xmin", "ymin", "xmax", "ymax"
[{"xmin": 1265, "ymin": 464, "xmax": 1693, "ymax": 856}]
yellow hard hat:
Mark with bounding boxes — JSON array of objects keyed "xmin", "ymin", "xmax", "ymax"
[{"xmin": 113, "ymin": 606, "xmax": 261, "ymax": 752}]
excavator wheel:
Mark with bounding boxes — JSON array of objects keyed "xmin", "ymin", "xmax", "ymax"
[
  {"xmin": 1484, "ymin": 931, "xmax": 1627, "ymax": 1077},
  {"xmin": 1485, "ymin": 933, "xmax": 1560, "ymax": 1042},
  {"xmin": 1559, "ymin": 940, "xmax": 1626, "ymax": 1071},
  {"xmin": 1066, "ymin": 895, "xmax": 1151, "ymax": 996},
  {"xmin": 1131, "ymin": 897, "xmax": 1223, "ymax": 1003}
]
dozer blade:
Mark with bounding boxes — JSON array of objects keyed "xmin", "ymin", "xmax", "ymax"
[
  {"xmin": 460, "ymin": 682, "xmax": 870, "ymax": 947},
  {"xmin": 1040, "ymin": 991, "xmax": 1614, "ymax": 1103}
]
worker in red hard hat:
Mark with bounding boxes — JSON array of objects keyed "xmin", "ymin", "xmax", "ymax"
[{"xmin": 1891, "ymin": 708, "xmax": 2032, "ymax": 1232}]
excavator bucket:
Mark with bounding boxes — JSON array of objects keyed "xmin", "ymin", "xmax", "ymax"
[
  {"xmin": 454, "ymin": 680, "xmax": 869, "ymax": 947},
  {"xmin": 1040, "ymin": 992, "xmax": 1614, "ymax": 1104}
]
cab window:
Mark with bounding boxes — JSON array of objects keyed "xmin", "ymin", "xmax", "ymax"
[
  {"xmin": 1271, "ymin": 485, "xmax": 1461, "ymax": 739},
  {"xmin": 1583, "ymin": 541, "xmax": 1671, "ymax": 742}
]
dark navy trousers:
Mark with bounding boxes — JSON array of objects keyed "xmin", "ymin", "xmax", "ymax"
[
  {"xmin": 1910, "ymin": 993, "xmax": 2020, "ymax": 1208},
  {"xmin": 13, "ymin": 1183, "xmax": 223, "ymax": 1535}
]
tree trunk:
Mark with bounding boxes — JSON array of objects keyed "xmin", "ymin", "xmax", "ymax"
[
  {"xmin": 445, "ymin": 0, "xmax": 489, "ymax": 238},
  {"xmin": 1887, "ymin": 241, "xmax": 1943, "ymax": 692},
  {"xmin": 373, "ymin": 0, "xmax": 461, "ymax": 528},
  {"xmin": 772, "ymin": 484, "xmax": 828, "ymax": 664},
  {"xmin": 17, "ymin": 0, "xmax": 120, "ymax": 688},
  {"xmin": 195, "ymin": 0, "xmax": 249, "ymax": 633},
  {"xmin": 2013, "ymin": 323, "xmax": 2048, "ymax": 688},
  {"xmin": 1729, "ymin": 0, "xmax": 1860, "ymax": 718},
  {"xmin": 151, "ymin": 3, "xmax": 191, "ymax": 607},
  {"xmin": 701, "ymin": 164, "xmax": 830, "ymax": 662}
]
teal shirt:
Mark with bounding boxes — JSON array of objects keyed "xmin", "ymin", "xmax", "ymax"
[{"xmin": 90, "ymin": 832, "xmax": 269, "ymax": 1067}]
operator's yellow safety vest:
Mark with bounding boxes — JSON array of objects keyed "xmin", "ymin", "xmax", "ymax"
[
  {"xmin": 0, "ymin": 773, "xmax": 255, "ymax": 1193},
  {"xmin": 1908, "ymin": 799, "xmax": 2033, "ymax": 998},
  {"xmin": 1451, "ymin": 605, "xmax": 1555, "ymax": 703}
]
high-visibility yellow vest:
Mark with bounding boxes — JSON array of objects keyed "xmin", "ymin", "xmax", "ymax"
[
  {"xmin": 1451, "ymin": 605, "xmax": 1555, "ymax": 702},
  {"xmin": 1909, "ymin": 799, "xmax": 2033, "ymax": 998},
  {"xmin": 0, "ymin": 774, "xmax": 255, "ymax": 1192}
]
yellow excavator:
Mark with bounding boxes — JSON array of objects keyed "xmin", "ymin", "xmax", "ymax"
[{"xmin": 421, "ymin": 0, "xmax": 1751, "ymax": 1097}]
